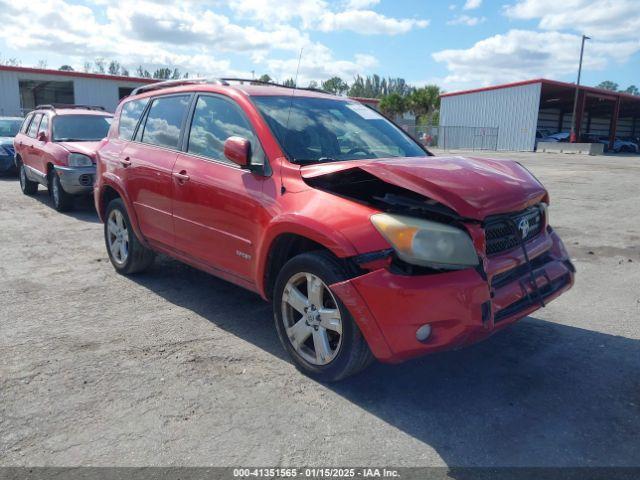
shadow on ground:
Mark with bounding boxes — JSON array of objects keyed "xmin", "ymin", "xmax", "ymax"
[
  {"xmin": 130, "ymin": 256, "xmax": 640, "ymax": 468},
  {"xmin": 29, "ymin": 188, "xmax": 100, "ymax": 223}
]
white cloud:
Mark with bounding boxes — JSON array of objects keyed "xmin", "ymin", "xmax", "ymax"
[
  {"xmin": 318, "ymin": 11, "xmax": 429, "ymax": 35},
  {"xmin": 0, "ymin": 0, "xmax": 401, "ymax": 83},
  {"xmin": 228, "ymin": 0, "xmax": 429, "ymax": 34},
  {"xmin": 447, "ymin": 15, "xmax": 486, "ymax": 26},
  {"xmin": 463, "ymin": 0, "xmax": 482, "ymax": 10},
  {"xmin": 344, "ymin": 0, "xmax": 381, "ymax": 8},
  {"xmin": 432, "ymin": 29, "xmax": 640, "ymax": 89},
  {"xmin": 504, "ymin": 0, "xmax": 640, "ymax": 40}
]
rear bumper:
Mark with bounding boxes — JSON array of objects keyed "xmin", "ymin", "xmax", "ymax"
[
  {"xmin": 54, "ymin": 165, "xmax": 95, "ymax": 195},
  {"xmin": 331, "ymin": 228, "xmax": 574, "ymax": 363}
]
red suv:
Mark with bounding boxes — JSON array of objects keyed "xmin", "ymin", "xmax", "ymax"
[
  {"xmin": 14, "ymin": 105, "xmax": 113, "ymax": 211},
  {"xmin": 94, "ymin": 79, "xmax": 575, "ymax": 381}
]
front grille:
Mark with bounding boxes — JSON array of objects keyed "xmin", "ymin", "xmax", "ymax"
[
  {"xmin": 484, "ymin": 206, "xmax": 543, "ymax": 255},
  {"xmin": 491, "ymin": 253, "xmax": 552, "ymax": 289}
]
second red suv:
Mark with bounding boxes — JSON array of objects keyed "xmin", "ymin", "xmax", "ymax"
[
  {"xmin": 14, "ymin": 105, "xmax": 113, "ymax": 211},
  {"xmin": 94, "ymin": 79, "xmax": 574, "ymax": 381}
]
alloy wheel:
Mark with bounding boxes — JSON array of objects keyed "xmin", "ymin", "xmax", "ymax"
[
  {"xmin": 107, "ymin": 209, "xmax": 130, "ymax": 266},
  {"xmin": 281, "ymin": 272, "xmax": 343, "ymax": 366}
]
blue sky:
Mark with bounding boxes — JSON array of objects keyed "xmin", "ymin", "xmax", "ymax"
[{"xmin": 0, "ymin": 0, "xmax": 637, "ymax": 93}]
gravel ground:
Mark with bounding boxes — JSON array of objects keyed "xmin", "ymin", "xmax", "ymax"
[{"xmin": 1, "ymin": 151, "xmax": 639, "ymax": 467}]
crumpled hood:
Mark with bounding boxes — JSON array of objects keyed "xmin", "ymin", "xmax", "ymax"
[
  {"xmin": 300, "ymin": 155, "xmax": 547, "ymax": 220},
  {"xmin": 57, "ymin": 141, "xmax": 101, "ymax": 158}
]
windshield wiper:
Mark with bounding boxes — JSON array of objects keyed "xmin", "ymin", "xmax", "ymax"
[{"xmin": 293, "ymin": 157, "xmax": 338, "ymax": 165}]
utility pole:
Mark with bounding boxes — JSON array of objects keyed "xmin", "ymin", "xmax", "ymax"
[{"xmin": 570, "ymin": 35, "xmax": 590, "ymax": 143}]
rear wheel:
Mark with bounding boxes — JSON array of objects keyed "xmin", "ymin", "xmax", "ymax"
[
  {"xmin": 19, "ymin": 163, "xmax": 38, "ymax": 195},
  {"xmin": 273, "ymin": 251, "xmax": 374, "ymax": 382},
  {"xmin": 104, "ymin": 198, "xmax": 154, "ymax": 274},
  {"xmin": 49, "ymin": 171, "xmax": 74, "ymax": 212}
]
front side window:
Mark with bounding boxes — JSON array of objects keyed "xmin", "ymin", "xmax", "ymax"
[
  {"xmin": 187, "ymin": 95, "xmax": 265, "ymax": 165},
  {"xmin": 52, "ymin": 115, "xmax": 112, "ymax": 142},
  {"xmin": 118, "ymin": 98, "xmax": 149, "ymax": 140},
  {"xmin": 0, "ymin": 119, "xmax": 24, "ymax": 137},
  {"xmin": 27, "ymin": 114, "xmax": 42, "ymax": 138},
  {"xmin": 253, "ymin": 96, "xmax": 427, "ymax": 164},
  {"xmin": 140, "ymin": 95, "xmax": 190, "ymax": 149}
]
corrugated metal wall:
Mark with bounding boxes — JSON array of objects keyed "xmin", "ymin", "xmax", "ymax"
[
  {"xmin": 0, "ymin": 70, "xmax": 146, "ymax": 116},
  {"xmin": 440, "ymin": 82, "xmax": 542, "ymax": 151}
]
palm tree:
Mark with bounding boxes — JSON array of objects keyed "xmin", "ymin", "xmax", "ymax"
[{"xmin": 409, "ymin": 85, "xmax": 441, "ymax": 124}]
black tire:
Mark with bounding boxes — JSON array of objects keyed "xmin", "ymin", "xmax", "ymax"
[
  {"xmin": 273, "ymin": 251, "xmax": 374, "ymax": 382},
  {"xmin": 104, "ymin": 198, "xmax": 154, "ymax": 275},
  {"xmin": 19, "ymin": 163, "xmax": 38, "ymax": 195},
  {"xmin": 49, "ymin": 171, "xmax": 74, "ymax": 212}
]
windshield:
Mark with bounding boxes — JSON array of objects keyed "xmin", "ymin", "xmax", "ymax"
[
  {"xmin": 0, "ymin": 119, "xmax": 23, "ymax": 137},
  {"xmin": 52, "ymin": 115, "xmax": 112, "ymax": 142},
  {"xmin": 252, "ymin": 96, "xmax": 427, "ymax": 164}
]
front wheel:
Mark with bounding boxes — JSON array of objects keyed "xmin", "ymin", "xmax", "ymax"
[
  {"xmin": 273, "ymin": 251, "xmax": 374, "ymax": 382},
  {"xmin": 104, "ymin": 198, "xmax": 154, "ymax": 275},
  {"xmin": 19, "ymin": 164, "xmax": 38, "ymax": 195},
  {"xmin": 49, "ymin": 171, "xmax": 74, "ymax": 212}
]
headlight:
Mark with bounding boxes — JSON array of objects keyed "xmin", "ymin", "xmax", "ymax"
[
  {"xmin": 371, "ymin": 213, "xmax": 478, "ymax": 269},
  {"xmin": 68, "ymin": 153, "xmax": 93, "ymax": 167}
]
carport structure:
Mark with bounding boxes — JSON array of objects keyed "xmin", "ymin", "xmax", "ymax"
[
  {"xmin": 538, "ymin": 79, "xmax": 640, "ymax": 150},
  {"xmin": 440, "ymin": 78, "xmax": 640, "ymax": 151}
]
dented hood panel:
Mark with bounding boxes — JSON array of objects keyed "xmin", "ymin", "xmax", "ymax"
[{"xmin": 301, "ymin": 156, "xmax": 547, "ymax": 220}]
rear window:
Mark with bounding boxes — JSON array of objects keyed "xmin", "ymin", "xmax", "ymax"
[
  {"xmin": 118, "ymin": 98, "xmax": 149, "ymax": 140},
  {"xmin": 140, "ymin": 95, "xmax": 190, "ymax": 149},
  {"xmin": 52, "ymin": 115, "xmax": 112, "ymax": 142}
]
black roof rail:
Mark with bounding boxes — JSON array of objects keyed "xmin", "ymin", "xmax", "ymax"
[
  {"xmin": 35, "ymin": 104, "xmax": 106, "ymax": 111},
  {"xmin": 130, "ymin": 78, "xmax": 227, "ymax": 96},
  {"xmin": 129, "ymin": 77, "xmax": 331, "ymax": 97},
  {"xmin": 219, "ymin": 78, "xmax": 330, "ymax": 94}
]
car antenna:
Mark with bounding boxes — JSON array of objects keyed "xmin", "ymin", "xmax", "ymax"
[{"xmin": 280, "ymin": 47, "xmax": 303, "ymax": 195}]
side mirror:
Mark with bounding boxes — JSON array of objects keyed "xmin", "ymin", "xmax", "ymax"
[
  {"xmin": 223, "ymin": 136, "xmax": 251, "ymax": 168},
  {"xmin": 37, "ymin": 131, "xmax": 47, "ymax": 142}
]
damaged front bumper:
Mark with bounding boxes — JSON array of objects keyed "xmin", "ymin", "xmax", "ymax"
[{"xmin": 330, "ymin": 228, "xmax": 575, "ymax": 363}]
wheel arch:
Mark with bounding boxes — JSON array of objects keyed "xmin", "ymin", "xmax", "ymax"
[{"xmin": 258, "ymin": 220, "xmax": 361, "ymax": 301}]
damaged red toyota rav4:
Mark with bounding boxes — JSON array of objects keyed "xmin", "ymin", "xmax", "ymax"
[{"xmin": 94, "ymin": 78, "xmax": 575, "ymax": 381}]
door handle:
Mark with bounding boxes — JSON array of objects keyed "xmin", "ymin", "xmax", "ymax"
[
  {"xmin": 172, "ymin": 171, "xmax": 190, "ymax": 183},
  {"xmin": 120, "ymin": 157, "xmax": 131, "ymax": 167}
]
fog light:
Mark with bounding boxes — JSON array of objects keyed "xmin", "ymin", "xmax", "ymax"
[{"xmin": 416, "ymin": 324, "xmax": 432, "ymax": 343}]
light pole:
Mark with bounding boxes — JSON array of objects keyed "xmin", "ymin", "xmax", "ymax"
[{"xmin": 570, "ymin": 34, "xmax": 590, "ymax": 143}]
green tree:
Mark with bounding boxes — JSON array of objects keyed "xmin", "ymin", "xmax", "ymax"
[
  {"xmin": 597, "ymin": 80, "xmax": 618, "ymax": 91},
  {"xmin": 93, "ymin": 57, "xmax": 106, "ymax": 74},
  {"xmin": 282, "ymin": 78, "xmax": 296, "ymax": 87},
  {"xmin": 321, "ymin": 76, "xmax": 349, "ymax": 95},
  {"xmin": 379, "ymin": 93, "xmax": 407, "ymax": 118},
  {"xmin": 59, "ymin": 65, "xmax": 74, "ymax": 71},
  {"xmin": 307, "ymin": 80, "xmax": 319, "ymax": 89},
  {"xmin": 108, "ymin": 60, "xmax": 121, "ymax": 76},
  {"xmin": 258, "ymin": 74, "xmax": 272, "ymax": 83},
  {"xmin": 153, "ymin": 68, "xmax": 172, "ymax": 79},
  {"xmin": 409, "ymin": 85, "xmax": 441, "ymax": 123},
  {"xmin": 624, "ymin": 85, "xmax": 639, "ymax": 95}
]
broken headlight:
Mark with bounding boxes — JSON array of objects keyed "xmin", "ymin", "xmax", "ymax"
[{"xmin": 370, "ymin": 213, "xmax": 479, "ymax": 270}]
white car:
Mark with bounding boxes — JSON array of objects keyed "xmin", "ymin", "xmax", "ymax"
[{"xmin": 596, "ymin": 137, "xmax": 639, "ymax": 153}]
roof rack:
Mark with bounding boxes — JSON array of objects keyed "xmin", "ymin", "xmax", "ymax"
[
  {"xmin": 129, "ymin": 77, "xmax": 330, "ymax": 96},
  {"xmin": 35, "ymin": 104, "xmax": 106, "ymax": 111}
]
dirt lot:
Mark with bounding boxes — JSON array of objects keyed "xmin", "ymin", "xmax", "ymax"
[{"xmin": 1, "ymin": 151, "xmax": 639, "ymax": 468}]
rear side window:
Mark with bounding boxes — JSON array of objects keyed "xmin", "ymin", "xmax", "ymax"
[
  {"xmin": 140, "ymin": 95, "xmax": 190, "ymax": 149},
  {"xmin": 27, "ymin": 114, "xmax": 42, "ymax": 138},
  {"xmin": 21, "ymin": 114, "xmax": 33, "ymax": 133},
  {"xmin": 187, "ymin": 95, "xmax": 265, "ymax": 165},
  {"xmin": 118, "ymin": 98, "xmax": 149, "ymax": 140},
  {"xmin": 38, "ymin": 115, "xmax": 49, "ymax": 136}
]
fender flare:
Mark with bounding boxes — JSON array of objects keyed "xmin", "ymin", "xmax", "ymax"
[
  {"xmin": 97, "ymin": 174, "xmax": 148, "ymax": 248},
  {"xmin": 254, "ymin": 214, "xmax": 359, "ymax": 298}
]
